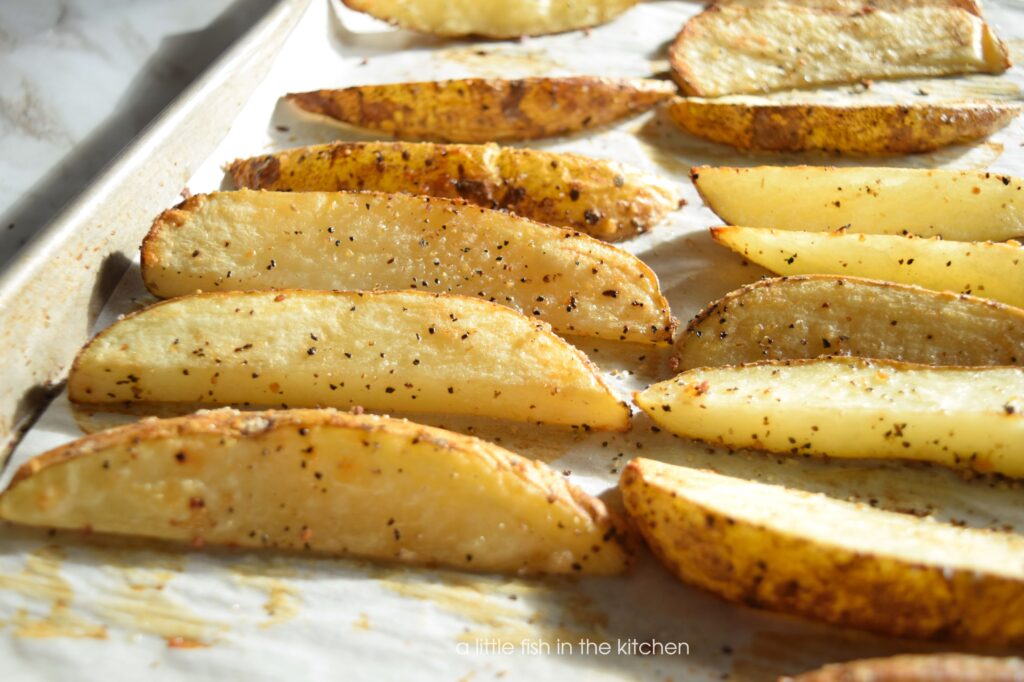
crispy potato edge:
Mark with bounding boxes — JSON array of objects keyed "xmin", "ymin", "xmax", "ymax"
[
  {"xmin": 283, "ymin": 77, "xmax": 678, "ymax": 142},
  {"xmin": 674, "ymin": 274, "xmax": 1024, "ymax": 366},
  {"xmin": 619, "ymin": 459, "xmax": 1024, "ymax": 643},
  {"xmin": 669, "ymin": 99, "xmax": 1022, "ymax": 154}
]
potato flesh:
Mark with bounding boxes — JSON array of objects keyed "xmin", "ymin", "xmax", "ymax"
[
  {"xmin": 68, "ymin": 290, "xmax": 630, "ymax": 431},
  {"xmin": 228, "ymin": 142, "xmax": 679, "ymax": 241},
  {"xmin": 621, "ymin": 458, "xmax": 1024, "ymax": 642},
  {"xmin": 669, "ymin": 99, "xmax": 1021, "ymax": 154},
  {"xmin": 693, "ymin": 166, "xmax": 1024, "ymax": 241},
  {"xmin": 0, "ymin": 410, "xmax": 631, "ymax": 575},
  {"xmin": 141, "ymin": 191, "xmax": 675, "ymax": 344},
  {"xmin": 675, "ymin": 275, "xmax": 1024, "ymax": 369},
  {"xmin": 341, "ymin": 0, "xmax": 639, "ymax": 38},
  {"xmin": 671, "ymin": 0, "xmax": 1008, "ymax": 96},
  {"xmin": 790, "ymin": 654, "xmax": 1024, "ymax": 682},
  {"xmin": 287, "ymin": 77, "xmax": 676, "ymax": 143},
  {"xmin": 713, "ymin": 226, "xmax": 1024, "ymax": 308},
  {"xmin": 636, "ymin": 358, "xmax": 1024, "ymax": 476}
]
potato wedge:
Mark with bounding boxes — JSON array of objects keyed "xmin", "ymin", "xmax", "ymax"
[
  {"xmin": 620, "ymin": 458, "xmax": 1024, "ymax": 642},
  {"xmin": 68, "ymin": 290, "xmax": 630, "ymax": 431},
  {"xmin": 636, "ymin": 357, "xmax": 1024, "ymax": 477},
  {"xmin": 669, "ymin": 98, "xmax": 1021, "ymax": 154},
  {"xmin": 712, "ymin": 226, "xmax": 1024, "ymax": 308},
  {"xmin": 693, "ymin": 166, "xmax": 1024, "ymax": 241},
  {"xmin": 286, "ymin": 77, "xmax": 677, "ymax": 143},
  {"xmin": 670, "ymin": 0, "xmax": 1010, "ymax": 97},
  {"xmin": 784, "ymin": 654, "xmax": 1024, "ymax": 682},
  {"xmin": 341, "ymin": 0, "xmax": 639, "ymax": 38},
  {"xmin": 676, "ymin": 275, "xmax": 1024, "ymax": 369},
  {"xmin": 228, "ymin": 141, "xmax": 679, "ymax": 241},
  {"xmin": 140, "ymin": 190, "xmax": 675, "ymax": 344},
  {"xmin": 0, "ymin": 409, "xmax": 633, "ymax": 574}
]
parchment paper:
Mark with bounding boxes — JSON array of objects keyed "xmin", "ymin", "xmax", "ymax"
[{"xmin": 3, "ymin": 1, "xmax": 1024, "ymax": 680}]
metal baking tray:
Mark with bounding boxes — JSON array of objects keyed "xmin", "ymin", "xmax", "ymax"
[{"xmin": 1, "ymin": 1, "xmax": 1023, "ymax": 679}]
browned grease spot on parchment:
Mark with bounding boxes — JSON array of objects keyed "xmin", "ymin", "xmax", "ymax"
[
  {"xmin": 8, "ymin": 603, "xmax": 108, "ymax": 640},
  {"xmin": 373, "ymin": 567, "xmax": 608, "ymax": 646},
  {"xmin": 231, "ymin": 560, "xmax": 301, "ymax": 629},
  {"xmin": 0, "ymin": 541, "xmax": 255, "ymax": 647},
  {"xmin": 89, "ymin": 551, "xmax": 221, "ymax": 646},
  {"xmin": 353, "ymin": 612, "xmax": 371, "ymax": 630},
  {"xmin": 434, "ymin": 47, "xmax": 563, "ymax": 77},
  {"xmin": 95, "ymin": 584, "xmax": 225, "ymax": 648},
  {"xmin": 0, "ymin": 546, "xmax": 73, "ymax": 603},
  {"xmin": 0, "ymin": 547, "xmax": 106, "ymax": 639}
]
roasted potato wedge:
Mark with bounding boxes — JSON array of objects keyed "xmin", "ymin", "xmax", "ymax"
[
  {"xmin": 676, "ymin": 275, "xmax": 1024, "ymax": 369},
  {"xmin": 636, "ymin": 357, "xmax": 1024, "ymax": 477},
  {"xmin": 287, "ymin": 77, "xmax": 677, "ymax": 143},
  {"xmin": 693, "ymin": 166, "xmax": 1024, "ymax": 241},
  {"xmin": 0, "ymin": 409, "xmax": 633, "ymax": 574},
  {"xmin": 228, "ymin": 141, "xmax": 680, "ymax": 241},
  {"xmin": 620, "ymin": 458, "xmax": 1024, "ymax": 642},
  {"xmin": 68, "ymin": 290, "xmax": 631, "ymax": 431},
  {"xmin": 669, "ymin": 98, "xmax": 1021, "ymax": 154},
  {"xmin": 783, "ymin": 654, "xmax": 1024, "ymax": 682},
  {"xmin": 713, "ymin": 226, "xmax": 1024, "ymax": 308},
  {"xmin": 341, "ymin": 0, "xmax": 639, "ymax": 38},
  {"xmin": 670, "ymin": 0, "xmax": 1010, "ymax": 97},
  {"xmin": 141, "ymin": 190, "xmax": 675, "ymax": 344}
]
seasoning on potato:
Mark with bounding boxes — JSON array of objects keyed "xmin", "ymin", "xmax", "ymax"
[
  {"xmin": 670, "ymin": 0, "xmax": 1010, "ymax": 97},
  {"xmin": 287, "ymin": 77, "xmax": 677, "ymax": 143},
  {"xmin": 668, "ymin": 98, "xmax": 1021, "ymax": 154},
  {"xmin": 620, "ymin": 458, "xmax": 1024, "ymax": 643},
  {"xmin": 0, "ymin": 409, "xmax": 634, "ymax": 575},
  {"xmin": 712, "ymin": 225, "xmax": 1024, "ymax": 307},
  {"xmin": 141, "ymin": 190, "xmax": 676, "ymax": 344},
  {"xmin": 228, "ymin": 141, "xmax": 680, "ymax": 241},
  {"xmin": 636, "ymin": 357, "xmax": 1024, "ymax": 477},
  {"xmin": 692, "ymin": 165, "xmax": 1024, "ymax": 241},
  {"xmin": 675, "ymin": 275, "xmax": 1024, "ymax": 370},
  {"xmin": 68, "ymin": 290, "xmax": 631, "ymax": 431},
  {"xmin": 341, "ymin": 0, "xmax": 640, "ymax": 38}
]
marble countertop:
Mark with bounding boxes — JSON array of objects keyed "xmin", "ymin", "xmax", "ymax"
[{"xmin": 0, "ymin": 0, "xmax": 278, "ymax": 273}]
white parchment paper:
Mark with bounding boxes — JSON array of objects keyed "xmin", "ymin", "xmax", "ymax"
[{"xmin": 3, "ymin": 1, "xmax": 1024, "ymax": 680}]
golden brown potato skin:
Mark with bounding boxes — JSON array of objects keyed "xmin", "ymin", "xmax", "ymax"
[
  {"xmin": 228, "ymin": 141, "xmax": 680, "ymax": 241},
  {"xmin": 620, "ymin": 459, "xmax": 1024, "ymax": 644},
  {"xmin": 286, "ymin": 77, "xmax": 677, "ymax": 143},
  {"xmin": 675, "ymin": 275, "xmax": 1024, "ymax": 369},
  {"xmin": 669, "ymin": 0, "xmax": 1010, "ymax": 97},
  {"xmin": 783, "ymin": 654, "xmax": 1024, "ymax": 682},
  {"xmin": 668, "ymin": 98, "xmax": 1021, "ymax": 154}
]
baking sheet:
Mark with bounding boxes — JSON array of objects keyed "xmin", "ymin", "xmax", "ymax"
[{"xmin": 3, "ymin": 1, "xmax": 1024, "ymax": 679}]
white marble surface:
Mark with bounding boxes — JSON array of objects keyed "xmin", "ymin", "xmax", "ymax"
[{"xmin": 0, "ymin": 0, "xmax": 278, "ymax": 271}]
